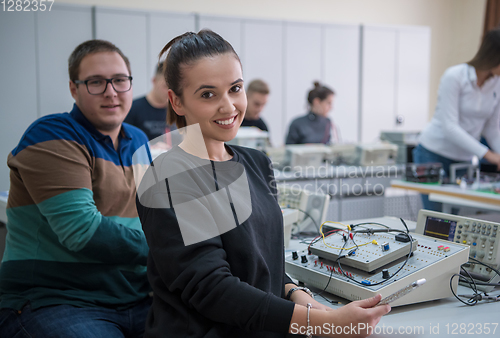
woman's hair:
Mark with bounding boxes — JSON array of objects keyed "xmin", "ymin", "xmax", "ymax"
[
  {"xmin": 468, "ymin": 28, "xmax": 500, "ymax": 71},
  {"xmin": 159, "ymin": 30, "xmax": 240, "ymax": 129},
  {"xmin": 307, "ymin": 81, "xmax": 334, "ymax": 106}
]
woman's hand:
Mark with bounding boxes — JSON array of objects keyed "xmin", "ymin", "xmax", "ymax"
[
  {"xmin": 289, "ymin": 294, "xmax": 391, "ymax": 337},
  {"xmin": 483, "ymin": 150, "xmax": 500, "ymax": 170},
  {"xmin": 326, "ymin": 294, "xmax": 391, "ymax": 337},
  {"xmin": 289, "ymin": 288, "xmax": 335, "ymax": 311}
]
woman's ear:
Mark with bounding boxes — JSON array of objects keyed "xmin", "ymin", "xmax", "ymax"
[
  {"xmin": 312, "ymin": 97, "xmax": 321, "ymax": 108},
  {"xmin": 168, "ymin": 89, "xmax": 185, "ymax": 116}
]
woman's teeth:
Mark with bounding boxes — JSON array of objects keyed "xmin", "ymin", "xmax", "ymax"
[{"xmin": 215, "ymin": 116, "xmax": 235, "ymax": 125}]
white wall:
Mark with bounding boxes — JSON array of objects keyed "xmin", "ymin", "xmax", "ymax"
[
  {"xmin": 56, "ymin": 0, "xmax": 487, "ymax": 120},
  {"xmin": 0, "ymin": 0, "xmax": 487, "ymax": 191}
]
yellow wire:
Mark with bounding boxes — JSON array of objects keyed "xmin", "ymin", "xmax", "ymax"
[
  {"xmin": 319, "ymin": 220, "xmax": 379, "ymax": 250},
  {"xmin": 320, "ymin": 240, "xmax": 378, "ymax": 251},
  {"xmin": 319, "ymin": 221, "xmax": 350, "ymax": 237}
]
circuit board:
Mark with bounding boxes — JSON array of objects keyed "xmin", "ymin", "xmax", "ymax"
[
  {"xmin": 286, "ymin": 218, "xmax": 469, "ymax": 307},
  {"xmin": 309, "ymin": 231, "xmax": 418, "ymax": 272}
]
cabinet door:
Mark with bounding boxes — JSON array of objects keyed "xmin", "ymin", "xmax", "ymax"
[
  {"xmin": 361, "ymin": 25, "xmax": 397, "ymax": 143},
  {"xmin": 95, "ymin": 7, "xmax": 149, "ymax": 99},
  {"xmin": 198, "ymin": 16, "xmax": 242, "ymax": 58},
  {"xmin": 242, "ymin": 20, "xmax": 284, "ymax": 147},
  {"xmin": 396, "ymin": 27, "xmax": 431, "ymax": 132},
  {"xmin": 148, "ymin": 12, "xmax": 196, "ymax": 87},
  {"xmin": 284, "ymin": 22, "xmax": 322, "ymax": 142},
  {"xmin": 0, "ymin": 11, "xmax": 38, "ymax": 191},
  {"xmin": 36, "ymin": 5, "xmax": 93, "ymax": 117},
  {"xmin": 323, "ymin": 24, "xmax": 360, "ymax": 143}
]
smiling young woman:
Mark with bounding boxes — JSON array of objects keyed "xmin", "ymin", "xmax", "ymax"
[{"xmin": 136, "ymin": 30, "xmax": 390, "ymax": 338}]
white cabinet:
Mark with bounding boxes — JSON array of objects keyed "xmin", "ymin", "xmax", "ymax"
[
  {"xmin": 148, "ymin": 13, "xmax": 196, "ymax": 87},
  {"xmin": 0, "ymin": 6, "xmax": 432, "ymax": 192},
  {"xmin": 96, "ymin": 8, "xmax": 197, "ymax": 96},
  {"xmin": 0, "ymin": 10, "xmax": 38, "ymax": 191},
  {"xmin": 284, "ymin": 22, "xmax": 322, "ymax": 143},
  {"xmin": 323, "ymin": 24, "xmax": 360, "ymax": 143},
  {"xmin": 361, "ymin": 25, "xmax": 430, "ymax": 142},
  {"xmin": 396, "ymin": 26, "xmax": 431, "ymax": 132},
  {"xmin": 242, "ymin": 19, "xmax": 284, "ymax": 147},
  {"xmin": 198, "ymin": 15, "xmax": 243, "ymax": 58},
  {"xmin": 361, "ymin": 26, "xmax": 397, "ymax": 143},
  {"xmin": 36, "ymin": 5, "xmax": 93, "ymax": 117},
  {"xmin": 95, "ymin": 7, "xmax": 149, "ymax": 99}
]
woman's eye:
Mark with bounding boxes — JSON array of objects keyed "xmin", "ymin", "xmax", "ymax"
[
  {"xmin": 230, "ymin": 85, "xmax": 242, "ymax": 93},
  {"xmin": 201, "ymin": 92, "xmax": 214, "ymax": 99}
]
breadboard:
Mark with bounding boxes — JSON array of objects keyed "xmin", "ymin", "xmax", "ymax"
[
  {"xmin": 309, "ymin": 232, "xmax": 418, "ymax": 273},
  {"xmin": 286, "ymin": 220, "xmax": 469, "ymax": 307}
]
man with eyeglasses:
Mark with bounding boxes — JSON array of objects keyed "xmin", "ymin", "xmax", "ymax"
[{"xmin": 0, "ymin": 40, "xmax": 151, "ymax": 337}]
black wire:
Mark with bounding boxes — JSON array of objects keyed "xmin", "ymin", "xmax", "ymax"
[
  {"xmin": 314, "ymin": 236, "xmax": 349, "ymax": 299},
  {"xmin": 404, "ymin": 193, "xmax": 416, "ymax": 221},
  {"xmin": 307, "ymin": 229, "xmax": 341, "ymax": 248},
  {"xmin": 349, "ymin": 233, "xmax": 360, "ymax": 254},
  {"xmin": 400, "ymin": 217, "xmax": 410, "ymax": 234},
  {"xmin": 351, "ymin": 222, "xmax": 391, "ymax": 229},
  {"xmin": 448, "ymin": 258, "xmax": 500, "ymax": 306},
  {"xmin": 336, "ymin": 219, "xmax": 413, "ymax": 287},
  {"xmin": 449, "ymin": 267, "xmax": 479, "ymax": 306},
  {"xmin": 468, "ymin": 257, "xmax": 500, "ymax": 279},
  {"xmin": 294, "ymin": 208, "xmax": 321, "ymax": 234},
  {"xmin": 315, "ymin": 260, "xmax": 336, "ymax": 299}
]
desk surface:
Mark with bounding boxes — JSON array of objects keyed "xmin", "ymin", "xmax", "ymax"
[
  {"xmin": 310, "ymin": 284, "xmax": 500, "ymax": 338},
  {"xmin": 391, "ymin": 180, "xmax": 500, "ymax": 207},
  {"xmin": 287, "ymin": 216, "xmax": 499, "ymax": 338}
]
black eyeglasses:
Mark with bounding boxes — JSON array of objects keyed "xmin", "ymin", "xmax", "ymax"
[{"xmin": 74, "ymin": 76, "xmax": 133, "ymax": 95}]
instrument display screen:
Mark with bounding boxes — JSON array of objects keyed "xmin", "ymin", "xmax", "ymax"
[{"xmin": 423, "ymin": 216, "xmax": 457, "ymax": 241}]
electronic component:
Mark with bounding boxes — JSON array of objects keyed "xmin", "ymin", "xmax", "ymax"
[
  {"xmin": 395, "ymin": 233, "xmax": 411, "ymax": 242},
  {"xmin": 282, "ymin": 208, "xmax": 299, "ymax": 248},
  {"xmin": 283, "ymin": 144, "xmax": 331, "ymax": 169},
  {"xmin": 406, "ymin": 162, "xmax": 442, "ymax": 183},
  {"xmin": 415, "ymin": 210, "xmax": 500, "ymax": 288},
  {"xmin": 325, "ymin": 144, "xmax": 358, "ymax": 165},
  {"xmin": 277, "ymin": 184, "xmax": 330, "ymax": 234},
  {"xmin": 355, "ymin": 142, "xmax": 398, "ymax": 166},
  {"xmin": 381, "ymin": 242, "xmax": 390, "ymax": 252},
  {"xmin": 378, "ymin": 278, "xmax": 426, "ymax": 305},
  {"xmin": 227, "ymin": 127, "xmax": 269, "ymax": 152},
  {"xmin": 285, "ymin": 217, "xmax": 469, "ymax": 307},
  {"xmin": 380, "ymin": 131, "xmax": 419, "ymax": 163},
  {"xmin": 309, "ymin": 231, "xmax": 417, "ymax": 273}
]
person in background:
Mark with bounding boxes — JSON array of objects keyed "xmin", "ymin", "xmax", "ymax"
[
  {"xmin": 137, "ymin": 29, "xmax": 390, "ymax": 338},
  {"xmin": 285, "ymin": 81, "xmax": 338, "ymax": 145},
  {"xmin": 0, "ymin": 40, "xmax": 151, "ymax": 337},
  {"xmin": 125, "ymin": 63, "xmax": 176, "ymax": 141},
  {"xmin": 241, "ymin": 79, "xmax": 270, "ymax": 132},
  {"xmin": 414, "ymin": 28, "xmax": 500, "ymax": 211}
]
